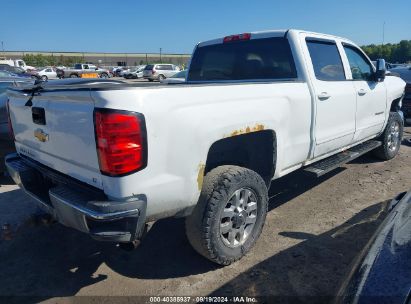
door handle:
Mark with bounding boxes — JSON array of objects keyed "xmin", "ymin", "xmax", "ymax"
[
  {"xmin": 358, "ymin": 89, "xmax": 367, "ymax": 96},
  {"xmin": 318, "ymin": 92, "xmax": 331, "ymax": 100}
]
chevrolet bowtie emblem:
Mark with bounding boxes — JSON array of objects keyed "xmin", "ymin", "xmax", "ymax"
[{"xmin": 34, "ymin": 129, "xmax": 49, "ymax": 142}]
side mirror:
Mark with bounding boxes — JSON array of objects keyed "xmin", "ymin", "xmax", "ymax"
[{"xmin": 375, "ymin": 59, "xmax": 386, "ymax": 81}]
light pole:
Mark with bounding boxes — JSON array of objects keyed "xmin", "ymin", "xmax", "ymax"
[{"xmin": 380, "ymin": 21, "xmax": 386, "ymax": 58}]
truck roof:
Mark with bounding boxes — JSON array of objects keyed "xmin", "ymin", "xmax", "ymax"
[{"xmin": 197, "ymin": 29, "xmax": 355, "ymax": 47}]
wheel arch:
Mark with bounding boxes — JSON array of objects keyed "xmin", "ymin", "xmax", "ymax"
[
  {"xmin": 390, "ymin": 96, "xmax": 403, "ymax": 112},
  {"xmin": 203, "ymin": 130, "xmax": 277, "ymax": 186}
]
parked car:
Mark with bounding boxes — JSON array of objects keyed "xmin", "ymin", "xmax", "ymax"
[
  {"xmin": 0, "ymin": 76, "xmax": 33, "ymax": 172},
  {"xmin": 390, "ymin": 67, "xmax": 411, "ymax": 121},
  {"xmin": 112, "ymin": 67, "xmax": 127, "ymax": 77},
  {"xmin": 0, "ymin": 64, "xmax": 38, "ymax": 79},
  {"xmin": 160, "ymin": 70, "xmax": 187, "ymax": 83},
  {"xmin": 337, "ymin": 189, "xmax": 411, "ymax": 304},
  {"xmin": 37, "ymin": 67, "xmax": 57, "ymax": 81},
  {"xmin": 5, "ymin": 29, "xmax": 406, "ymax": 265},
  {"xmin": 143, "ymin": 64, "xmax": 180, "ymax": 81},
  {"xmin": 124, "ymin": 66, "xmax": 145, "ymax": 79},
  {"xmin": 118, "ymin": 68, "xmax": 132, "ymax": 77}
]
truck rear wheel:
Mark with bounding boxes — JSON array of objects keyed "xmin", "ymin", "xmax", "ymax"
[
  {"xmin": 186, "ymin": 165, "xmax": 268, "ymax": 265},
  {"xmin": 373, "ymin": 112, "xmax": 403, "ymax": 160}
]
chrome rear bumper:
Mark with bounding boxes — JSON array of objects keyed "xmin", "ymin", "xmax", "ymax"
[{"xmin": 5, "ymin": 153, "xmax": 147, "ymax": 242}]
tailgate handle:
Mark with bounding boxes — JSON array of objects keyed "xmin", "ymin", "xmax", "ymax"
[{"xmin": 32, "ymin": 107, "xmax": 46, "ymax": 125}]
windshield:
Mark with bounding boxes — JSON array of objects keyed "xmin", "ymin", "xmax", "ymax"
[
  {"xmin": 188, "ymin": 37, "xmax": 297, "ymax": 81},
  {"xmin": 0, "ymin": 71, "xmax": 12, "ymax": 77}
]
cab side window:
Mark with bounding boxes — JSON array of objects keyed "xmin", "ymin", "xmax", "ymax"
[
  {"xmin": 343, "ymin": 45, "xmax": 374, "ymax": 81},
  {"xmin": 306, "ymin": 39, "xmax": 346, "ymax": 81}
]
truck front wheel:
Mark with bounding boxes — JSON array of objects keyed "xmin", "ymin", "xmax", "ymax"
[
  {"xmin": 373, "ymin": 112, "xmax": 403, "ymax": 160},
  {"xmin": 186, "ymin": 165, "xmax": 268, "ymax": 265}
]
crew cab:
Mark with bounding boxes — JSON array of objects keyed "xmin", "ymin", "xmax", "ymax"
[{"xmin": 5, "ymin": 29, "xmax": 406, "ymax": 265}]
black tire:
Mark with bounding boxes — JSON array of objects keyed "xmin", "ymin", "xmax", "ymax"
[
  {"xmin": 100, "ymin": 73, "xmax": 108, "ymax": 79},
  {"xmin": 373, "ymin": 112, "xmax": 403, "ymax": 160},
  {"xmin": 186, "ymin": 165, "xmax": 268, "ymax": 265},
  {"xmin": 158, "ymin": 74, "xmax": 165, "ymax": 81},
  {"xmin": 148, "ymin": 79, "xmax": 154, "ymax": 82},
  {"xmin": 70, "ymin": 74, "xmax": 79, "ymax": 78},
  {"xmin": 41, "ymin": 75, "xmax": 48, "ymax": 81}
]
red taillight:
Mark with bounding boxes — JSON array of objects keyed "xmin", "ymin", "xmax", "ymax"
[
  {"xmin": 152, "ymin": 69, "xmax": 156, "ymax": 74},
  {"xmin": 6, "ymin": 99, "xmax": 14, "ymax": 140},
  {"xmin": 223, "ymin": 33, "xmax": 251, "ymax": 43},
  {"xmin": 94, "ymin": 109, "xmax": 147, "ymax": 176}
]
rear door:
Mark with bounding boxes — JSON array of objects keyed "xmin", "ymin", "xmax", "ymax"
[
  {"xmin": 302, "ymin": 36, "xmax": 357, "ymax": 157},
  {"xmin": 341, "ymin": 44, "xmax": 387, "ymax": 141}
]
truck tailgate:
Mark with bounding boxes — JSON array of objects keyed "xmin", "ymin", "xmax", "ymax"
[{"xmin": 8, "ymin": 89, "xmax": 103, "ymax": 189}]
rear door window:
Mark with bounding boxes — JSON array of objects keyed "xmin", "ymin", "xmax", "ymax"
[
  {"xmin": 306, "ymin": 40, "xmax": 346, "ymax": 81},
  {"xmin": 188, "ymin": 37, "xmax": 297, "ymax": 81},
  {"xmin": 157, "ymin": 65, "xmax": 173, "ymax": 70}
]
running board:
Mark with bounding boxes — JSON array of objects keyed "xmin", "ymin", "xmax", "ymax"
[{"xmin": 304, "ymin": 140, "xmax": 382, "ymax": 177}]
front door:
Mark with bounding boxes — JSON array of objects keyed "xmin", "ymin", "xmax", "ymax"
[{"xmin": 342, "ymin": 44, "xmax": 387, "ymax": 141}]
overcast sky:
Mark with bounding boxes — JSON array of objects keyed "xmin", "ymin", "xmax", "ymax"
[{"xmin": 1, "ymin": 0, "xmax": 410, "ymax": 54}]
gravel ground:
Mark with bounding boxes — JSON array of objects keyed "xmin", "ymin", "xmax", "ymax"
[{"xmin": 0, "ymin": 126, "xmax": 410, "ymax": 302}]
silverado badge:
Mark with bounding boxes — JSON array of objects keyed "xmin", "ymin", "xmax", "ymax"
[{"xmin": 34, "ymin": 129, "xmax": 49, "ymax": 142}]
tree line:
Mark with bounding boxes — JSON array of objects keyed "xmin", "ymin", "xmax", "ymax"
[
  {"xmin": 22, "ymin": 54, "xmax": 84, "ymax": 67},
  {"xmin": 361, "ymin": 40, "xmax": 411, "ymax": 63}
]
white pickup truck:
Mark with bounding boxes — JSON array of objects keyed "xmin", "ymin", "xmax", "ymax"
[{"xmin": 6, "ymin": 29, "xmax": 406, "ymax": 265}]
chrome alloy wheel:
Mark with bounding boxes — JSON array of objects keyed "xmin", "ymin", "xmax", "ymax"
[
  {"xmin": 219, "ymin": 188, "xmax": 258, "ymax": 248},
  {"xmin": 387, "ymin": 121, "xmax": 401, "ymax": 152}
]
